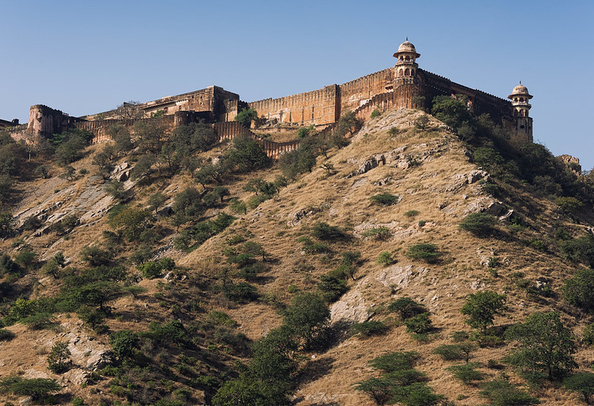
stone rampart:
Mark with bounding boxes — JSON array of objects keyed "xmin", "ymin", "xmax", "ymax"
[
  {"xmin": 28, "ymin": 105, "xmax": 67, "ymax": 137},
  {"xmin": 0, "ymin": 118, "xmax": 19, "ymax": 130},
  {"xmin": 213, "ymin": 121, "xmax": 300, "ymax": 159},
  {"xmin": 248, "ymin": 85, "xmax": 339, "ymax": 126},
  {"xmin": 85, "ymin": 86, "xmax": 240, "ymax": 123},
  {"xmin": 339, "ymin": 68, "xmax": 394, "ymax": 112},
  {"xmin": 74, "ymin": 115, "xmax": 176, "ymax": 143}
]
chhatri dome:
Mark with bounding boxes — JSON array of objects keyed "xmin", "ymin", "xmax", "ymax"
[
  {"xmin": 393, "ymin": 38, "xmax": 420, "ymax": 80},
  {"xmin": 393, "ymin": 38, "xmax": 420, "ymax": 59},
  {"xmin": 508, "ymin": 82, "xmax": 533, "ymax": 100}
]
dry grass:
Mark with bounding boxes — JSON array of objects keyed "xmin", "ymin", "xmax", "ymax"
[{"xmin": 0, "ymin": 108, "xmax": 589, "ymax": 405}]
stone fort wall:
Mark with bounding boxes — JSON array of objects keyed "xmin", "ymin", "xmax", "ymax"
[
  {"xmin": 85, "ymin": 86, "xmax": 242, "ymax": 124},
  {"xmin": 15, "ymin": 44, "xmax": 534, "ymax": 155},
  {"xmin": 247, "ymin": 68, "xmax": 395, "ymax": 126}
]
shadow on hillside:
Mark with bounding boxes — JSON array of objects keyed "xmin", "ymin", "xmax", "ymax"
[{"xmin": 296, "ymin": 356, "xmax": 336, "ymax": 387}]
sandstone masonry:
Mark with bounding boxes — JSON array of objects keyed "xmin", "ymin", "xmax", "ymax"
[{"xmin": 9, "ymin": 40, "xmax": 535, "ymax": 156}]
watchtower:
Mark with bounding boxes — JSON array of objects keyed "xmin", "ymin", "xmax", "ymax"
[
  {"xmin": 393, "ymin": 38, "xmax": 420, "ymax": 84},
  {"xmin": 508, "ymin": 82, "xmax": 533, "ymax": 140}
]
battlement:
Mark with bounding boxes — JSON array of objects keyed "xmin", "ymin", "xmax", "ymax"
[
  {"xmin": 0, "ymin": 118, "xmax": 19, "ymax": 130},
  {"xmin": 17, "ymin": 41, "xmax": 532, "ymax": 148}
]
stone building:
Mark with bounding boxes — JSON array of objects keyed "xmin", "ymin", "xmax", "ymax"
[
  {"xmin": 0, "ymin": 118, "xmax": 19, "ymax": 130},
  {"xmin": 12, "ymin": 39, "xmax": 534, "ymax": 146}
]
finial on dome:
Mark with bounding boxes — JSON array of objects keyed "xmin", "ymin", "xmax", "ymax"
[{"xmin": 406, "ymin": 36, "xmax": 408, "ymax": 41}]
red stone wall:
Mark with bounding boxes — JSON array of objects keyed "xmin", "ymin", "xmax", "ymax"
[
  {"xmin": 339, "ymin": 68, "xmax": 394, "ymax": 112},
  {"xmin": 248, "ymin": 85, "xmax": 339, "ymax": 126}
]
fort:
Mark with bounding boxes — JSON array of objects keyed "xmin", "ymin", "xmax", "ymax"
[{"xmin": 5, "ymin": 40, "xmax": 534, "ymax": 156}]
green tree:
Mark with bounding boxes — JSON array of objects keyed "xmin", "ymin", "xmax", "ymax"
[
  {"xmin": 459, "ymin": 212, "xmax": 498, "ymax": 237},
  {"xmin": 388, "ymin": 297, "xmax": 426, "ymax": 320},
  {"xmin": 431, "ymin": 95, "xmax": 472, "ymax": 129},
  {"xmin": 47, "ymin": 341, "xmax": 71, "ymax": 373},
  {"xmin": 561, "ymin": 235, "xmax": 594, "ymax": 268},
  {"xmin": 173, "ymin": 122, "xmax": 218, "ymax": 154},
  {"xmin": 506, "ymin": 311, "xmax": 577, "ymax": 380},
  {"xmin": 283, "ymin": 293, "xmax": 329, "ymax": 349},
  {"xmin": 369, "ymin": 351, "xmax": 419, "ymax": 373},
  {"xmin": 0, "ymin": 376, "xmax": 61, "ymax": 402},
  {"xmin": 109, "ymin": 330, "xmax": 139, "ymax": 361},
  {"xmin": 0, "ymin": 212, "xmax": 14, "ymax": 238},
  {"xmin": 311, "ymin": 221, "xmax": 346, "ymax": 241},
  {"xmin": 297, "ymin": 124, "xmax": 315, "ymax": 139},
  {"xmin": 564, "ymin": 372, "xmax": 594, "ymax": 405},
  {"xmin": 79, "ymin": 245, "xmax": 112, "ymax": 266},
  {"xmin": 213, "ymin": 186, "xmax": 230, "ymax": 203},
  {"xmin": 173, "ymin": 187, "xmax": 204, "ymax": 224},
  {"xmin": 114, "ymin": 100, "xmax": 143, "ymax": 120},
  {"xmin": 334, "ymin": 111, "xmax": 362, "ymax": 140},
  {"xmin": 370, "ymin": 193, "xmax": 399, "ymax": 206},
  {"xmin": 479, "ymin": 379, "xmax": 540, "ymax": 406},
  {"xmin": 108, "ymin": 206, "xmax": 153, "ymax": 241},
  {"xmin": 109, "ymin": 124, "xmax": 133, "ymax": 153},
  {"xmin": 563, "ymin": 268, "xmax": 594, "ymax": 312},
  {"xmin": 243, "ymin": 177, "xmax": 266, "ymax": 195},
  {"xmin": 212, "ymin": 375, "xmax": 291, "ymax": 406},
  {"xmin": 278, "ymin": 147, "xmax": 317, "ymax": 179},
  {"xmin": 446, "ymin": 363, "xmax": 483, "ymax": 385},
  {"xmin": 404, "ymin": 313, "xmax": 432, "ymax": 334},
  {"xmin": 406, "ymin": 243, "xmax": 442, "ymax": 264},
  {"xmin": 461, "ymin": 291, "xmax": 507, "ymax": 335},
  {"xmin": 133, "ymin": 120, "xmax": 164, "ymax": 153},
  {"xmin": 130, "ymin": 153, "xmax": 155, "ymax": 182},
  {"xmin": 234, "ymin": 108, "xmax": 258, "ymax": 128},
  {"xmin": 224, "ymin": 135, "xmax": 271, "ymax": 173},
  {"xmin": 105, "ymin": 180, "xmax": 128, "ymax": 201},
  {"xmin": 249, "ymin": 325, "xmax": 297, "ymax": 387},
  {"xmin": 355, "ymin": 377, "xmax": 393, "ymax": 406},
  {"xmin": 195, "ymin": 163, "xmax": 225, "ymax": 186},
  {"xmin": 66, "ymin": 281, "xmax": 122, "ymax": 313},
  {"xmin": 147, "ymin": 192, "xmax": 167, "ymax": 215}
]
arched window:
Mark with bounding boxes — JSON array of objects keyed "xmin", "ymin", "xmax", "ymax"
[
  {"xmin": 520, "ymin": 97, "xmax": 524, "ymax": 102},
  {"xmin": 405, "ymin": 68, "xmax": 410, "ymax": 76},
  {"xmin": 398, "ymin": 69, "xmax": 403, "ymax": 77},
  {"xmin": 405, "ymin": 56, "xmax": 410, "ymax": 61}
]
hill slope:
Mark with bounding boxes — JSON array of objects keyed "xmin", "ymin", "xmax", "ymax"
[{"xmin": 0, "ymin": 108, "xmax": 592, "ymax": 405}]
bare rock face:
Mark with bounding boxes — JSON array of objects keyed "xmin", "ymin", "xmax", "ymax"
[
  {"xmin": 376, "ymin": 264, "xmax": 416, "ymax": 290},
  {"xmin": 288, "ymin": 206, "xmax": 325, "ymax": 226},
  {"xmin": 486, "ymin": 201, "xmax": 507, "ymax": 216},
  {"xmin": 330, "ymin": 290, "xmax": 371, "ymax": 324},
  {"xmin": 346, "ymin": 155, "xmax": 386, "ymax": 178},
  {"xmin": 467, "ymin": 169, "xmax": 489, "ymax": 184}
]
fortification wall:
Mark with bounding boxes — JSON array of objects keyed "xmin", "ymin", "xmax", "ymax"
[
  {"xmin": 86, "ymin": 86, "xmax": 240, "ymax": 122},
  {"xmin": 75, "ymin": 115, "xmax": 176, "ymax": 144},
  {"xmin": 213, "ymin": 121, "xmax": 300, "ymax": 159},
  {"xmin": 0, "ymin": 118, "xmax": 19, "ymax": 130},
  {"xmin": 339, "ymin": 68, "xmax": 394, "ymax": 112},
  {"xmin": 419, "ymin": 70, "xmax": 513, "ymax": 122},
  {"xmin": 248, "ymin": 85, "xmax": 339, "ymax": 126},
  {"xmin": 28, "ymin": 105, "xmax": 66, "ymax": 137},
  {"xmin": 354, "ymin": 83, "xmax": 424, "ymax": 122}
]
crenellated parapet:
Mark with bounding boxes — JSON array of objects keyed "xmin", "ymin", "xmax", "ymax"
[{"xmin": 14, "ymin": 39, "xmax": 534, "ymax": 149}]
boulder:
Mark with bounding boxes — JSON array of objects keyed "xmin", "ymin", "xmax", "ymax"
[{"xmin": 468, "ymin": 169, "xmax": 489, "ymax": 184}]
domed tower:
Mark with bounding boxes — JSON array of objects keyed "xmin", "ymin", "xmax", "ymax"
[
  {"xmin": 393, "ymin": 38, "xmax": 420, "ymax": 84},
  {"xmin": 508, "ymin": 82, "xmax": 533, "ymax": 140}
]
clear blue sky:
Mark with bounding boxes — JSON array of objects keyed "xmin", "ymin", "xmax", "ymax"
[{"xmin": 2, "ymin": 1, "xmax": 593, "ymax": 169}]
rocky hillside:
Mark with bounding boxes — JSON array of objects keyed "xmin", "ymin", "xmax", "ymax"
[{"xmin": 1, "ymin": 107, "xmax": 594, "ymax": 405}]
